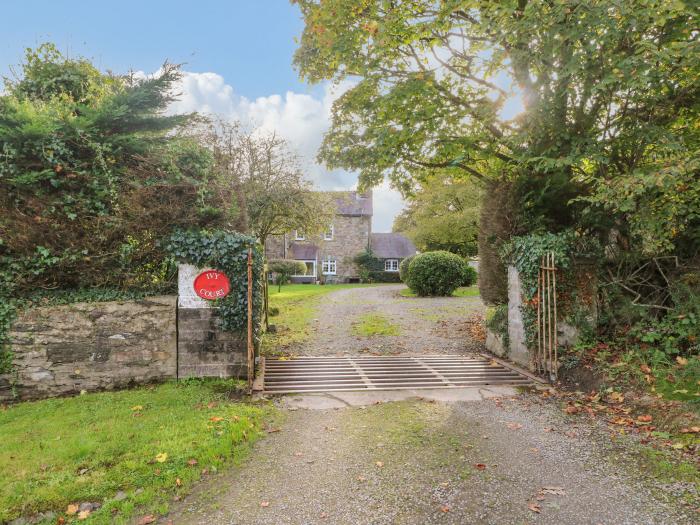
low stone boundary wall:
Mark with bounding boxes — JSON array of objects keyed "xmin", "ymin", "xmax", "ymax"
[{"xmin": 0, "ymin": 295, "xmax": 248, "ymax": 402}]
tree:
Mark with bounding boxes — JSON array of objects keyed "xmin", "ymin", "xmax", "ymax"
[
  {"xmin": 293, "ymin": 0, "xmax": 700, "ymax": 254},
  {"xmin": 268, "ymin": 259, "xmax": 306, "ymax": 291},
  {"xmin": 0, "ymin": 44, "xmax": 230, "ymax": 293},
  {"xmin": 393, "ymin": 176, "xmax": 481, "ymax": 257},
  {"xmin": 196, "ymin": 120, "xmax": 335, "ymax": 246}
]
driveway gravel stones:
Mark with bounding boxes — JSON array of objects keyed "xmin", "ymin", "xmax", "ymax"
[{"xmin": 163, "ymin": 285, "xmax": 697, "ymax": 524}]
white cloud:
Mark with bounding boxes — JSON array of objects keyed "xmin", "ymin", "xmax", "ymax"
[{"xmin": 167, "ymin": 71, "xmax": 404, "ymax": 232}]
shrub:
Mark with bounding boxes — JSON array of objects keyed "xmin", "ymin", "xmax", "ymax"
[
  {"xmin": 462, "ymin": 265, "xmax": 478, "ymax": 287},
  {"xmin": 268, "ymin": 260, "xmax": 307, "ymax": 291},
  {"xmin": 399, "ymin": 255, "xmax": 414, "ymax": 282},
  {"xmin": 405, "ymin": 251, "xmax": 468, "ymax": 296}
]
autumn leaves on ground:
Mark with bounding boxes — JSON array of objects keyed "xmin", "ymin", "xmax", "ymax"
[{"xmin": 0, "ymin": 381, "xmax": 272, "ymax": 525}]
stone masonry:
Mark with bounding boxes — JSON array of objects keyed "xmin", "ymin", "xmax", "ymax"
[
  {"xmin": 177, "ymin": 307, "xmax": 247, "ymax": 378},
  {"xmin": 1, "ymin": 296, "xmax": 177, "ymax": 401}
]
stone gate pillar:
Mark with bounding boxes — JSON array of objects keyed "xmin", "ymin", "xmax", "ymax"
[{"xmin": 176, "ymin": 264, "xmax": 246, "ymax": 378}]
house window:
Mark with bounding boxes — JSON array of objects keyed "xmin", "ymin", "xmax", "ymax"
[
  {"xmin": 323, "ymin": 225, "xmax": 334, "ymax": 241},
  {"xmin": 293, "ymin": 260, "xmax": 316, "ymax": 277},
  {"xmin": 322, "ymin": 257, "xmax": 337, "ymax": 275},
  {"xmin": 294, "ymin": 230, "xmax": 305, "ymax": 241},
  {"xmin": 385, "ymin": 259, "xmax": 399, "ymax": 272}
]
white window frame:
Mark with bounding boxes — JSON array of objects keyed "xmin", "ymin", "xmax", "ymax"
[
  {"xmin": 323, "ymin": 225, "xmax": 334, "ymax": 241},
  {"xmin": 294, "ymin": 230, "xmax": 305, "ymax": 241},
  {"xmin": 293, "ymin": 260, "xmax": 316, "ymax": 277},
  {"xmin": 322, "ymin": 256, "xmax": 337, "ymax": 275},
  {"xmin": 385, "ymin": 259, "xmax": 399, "ymax": 272}
]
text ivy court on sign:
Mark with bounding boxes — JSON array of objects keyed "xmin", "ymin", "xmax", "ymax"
[{"xmin": 193, "ymin": 270, "xmax": 231, "ymax": 300}]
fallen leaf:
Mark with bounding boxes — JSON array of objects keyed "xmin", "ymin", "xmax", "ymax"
[
  {"xmin": 78, "ymin": 510, "xmax": 91, "ymax": 520},
  {"xmin": 606, "ymin": 391, "xmax": 624, "ymax": 404},
  {"xmin": 210, "ymin": 416, "xmax": 224, "ymax": 423},
  {"xmin": 474, "ymin": 463, "xmax": 487, "ymax": 470},
  {"xmin": 320, "ymin": 512, "xmax": 329, "ymax": 519},
  {"xmin": 294, "ymin": 452, "xmax": 304, "ymax": 457},
  {"xmin": 260, "ymin": 501, "xmax": 270, "ymax": 508},
  {"xmin": 506, "ymin": 422, "xmax": 524, "ymax": 430},
  {"xmin": 528, "ymin": 503, "xmax": 541, "ymax": 513},
  {"xmin": 440, "ymin": 506, "xmax": 450, "ymax": 513},
  {"xmin": 357, "ymin": 476, "xmax": 366, "ymax": 482},
  {"xmin": 564, "ymin": 405, "xmax": 579, "ymax": 415},
  {"xmin": 137, "ymin": 516, "xmax": 156, "ymax": 525},
  {"xmin": 680, "ymin": 426, "xmax": 700, "ymax": 434},
  {"xmin": 636, "ymin": 415, "xmax": 653, "ymax": 423},
  {"xmin": 131, "ymin": 405, "xmax": 143, "ymax": 411},
  {"xmin": 266, "ymin": 428, "xmax": 281, "ymax": 433},
  {"xmin": 676, "ymin": 356, "xmax": 688, "ymax": 366},
  {"xmin": 66, "ymin": 504, "xmax": 79, "ymax": 515},
  {"xmin": 155, "ymin": 453, "xmax": 168, "ymax": 463},
  {"xmin": 175, "ymin": 478, "xmax": 182, "ymax": 487},
  {"xmin": 541, "ymin": 486, "xmax": 566, "ymax": 495},
  {"xmin": 640, "ymin": 364, "xmax": 652, "ymax": 374},
  {"xmin": 375, "ymin": 461, "xmax": 384, "ymax": 467},
  {"xmin": 187, "ymin": 459, "xmax": 198, "ymax": 466}
]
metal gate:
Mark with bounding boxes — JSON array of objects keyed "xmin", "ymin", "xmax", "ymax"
[{"xmin": 535, "ymin": 251, "xmax": 558, "ymax": 381}]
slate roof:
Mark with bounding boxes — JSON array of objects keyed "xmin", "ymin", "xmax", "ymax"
[
  {"xmin": 331, "ymin": 191, "xmax": 373, "ymax": 216},
  {"xmin": 371, "ymin": 233, "xmax": 417, "ymax": 259},
  {"xmin": 289, "ymin": 243, "xmax": 319, "ymax": 260}
]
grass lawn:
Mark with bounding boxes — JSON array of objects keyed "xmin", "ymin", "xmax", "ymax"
[
  {"xmin": 399, "ymin": 285, "xmax": 480, "ymax": 298},
  {"xmin": 352, "ymin": 312, "xmax": 401, "ymax": 336},
  {"xmin": 0, "ymin": 380, "xmax": 272, "ymax": 525},
  {"xmin": 263, "ymin": 283, "xmax": 385, "ymax": 353}
]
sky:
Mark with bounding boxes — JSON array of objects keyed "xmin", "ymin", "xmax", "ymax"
[{"xmin": 0, "ymin": 0, "xmax": 405, "ymax": 231}]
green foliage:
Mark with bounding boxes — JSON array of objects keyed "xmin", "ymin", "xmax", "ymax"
[
  {"xmin": 630, "ymin": 283, "xmax": 700, "ymax": 360},
  {"xmin": 399, "ymin": 255, "xmax": 414, "ymax": 283},
  {"xmin": 462, "ymin": 266, "xmax": 477, "ymax": 287},
  {"xmin": 393, "ymin": 176, "xmax": 481, "ymax": 257},
  {"xmin": 485, "ymin": 304, "xmax": 510, "ymax": 351},
  {"xmin": 294, "ymin": 0, "xmax": 700, "ymax": 254},
  {"xmin": 353, "ymin": 249, "xmax": 401, "ymax": 283},
  {"xmin": 268, "ymin": 259, "xmax": 306, "ymax": 291},
  {"xmin": 405, "ymin": 251, "xmax": 468, "ymax": 297},
  {"xmin": 165, "ymin": 230, "xmax": 264, "ymax": 338},
  {"xmin": 0, "ymin": 380, "xmax": 271, "ymax": 524},
  {"xmin": 0, "ymin": 45, "xmax": 236, "ymax": 372}
]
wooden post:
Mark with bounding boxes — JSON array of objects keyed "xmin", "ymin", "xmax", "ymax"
[
  {"xmin": 247, "ymin": 248, "xmax": 254, "ymax": 391},
  {"xmin": 552, "ymin": 252, "xmax": 558, "ymax": 381},
  {"xmin": 534, "ymin": 257, "xmax": 543, "ymax": 372}
]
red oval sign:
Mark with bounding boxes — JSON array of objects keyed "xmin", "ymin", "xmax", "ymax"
[{"xmin": 193, "ymin": 270, "xmax": 231, "ymax": 301}]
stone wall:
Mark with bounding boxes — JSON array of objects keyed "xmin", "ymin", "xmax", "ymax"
[
  {"xmin": 177, "ymin": 308, "xmax": 248, "ymax": 378},
  {"xmin": 319, "ymin": 214, "xmax": 371, "ymax": 282},
  {"xmin": 507, "ymin": 265, "xmax": 530, "ymax": 368},
  {"xmin": 1, "ymin": 296, "xmax": 177, "ymax": 401}
]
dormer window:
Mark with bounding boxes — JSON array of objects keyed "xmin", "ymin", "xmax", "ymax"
[
  {"xmin": 323, "ymin": 225, "xmax": 334, "ymax": 241},
  {"xmin": 294, "ymin": 230, "xmax": 305, "ymax": 241}
]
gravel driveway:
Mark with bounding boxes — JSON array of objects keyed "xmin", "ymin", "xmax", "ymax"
[
  {"xmin": 288, "ymin": 284, "xmax": 485, "ymax": 356},
  {"xmin": 163, "ymin": 285, "xmax": 697, "ymax": 524}
]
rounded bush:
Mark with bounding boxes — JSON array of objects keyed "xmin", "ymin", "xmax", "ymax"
[
  {"xmin": 405, "ymin": 251, "xmax": 469, "ymax": 296},
  {"xmin": 399, "ymin": 255, "xmax": 415, "ymax": 282},
  {"xmin": 462, "ymin": 265, "xmax": 478, "ymax": 287}
]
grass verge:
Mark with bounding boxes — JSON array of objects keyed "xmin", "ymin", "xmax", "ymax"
[
  {"xmin": 263, "ymin": 283, "xmax": 383, "ymax": 353},
  {"xmin": 352, "ymin": 312, "xmax": 401, "ymax": 336},
  {"xmin": 0, "ymin": 380, "xmax": 272, "ymax": 524},
  {"xmin": 399, "ymin": 285, "xmax": 480, "ymax": 298}
]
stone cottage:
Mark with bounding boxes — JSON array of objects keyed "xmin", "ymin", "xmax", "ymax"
[{"xmin": 264, "ymin": 191, "xmax": 417, "ymax": 283}]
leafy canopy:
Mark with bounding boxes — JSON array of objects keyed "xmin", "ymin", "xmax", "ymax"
[
  {"xmin": 393, "ymin": 175, "xmax": 481, "ymax": 257},
  {"xmin": 293, "ymin": 0, "xmax": 700, "ymax": 254}
]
